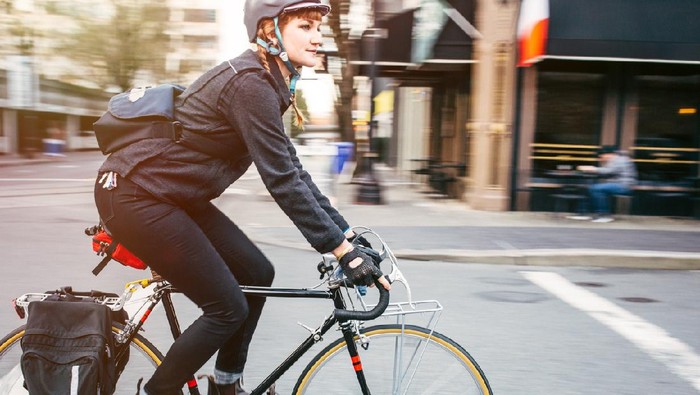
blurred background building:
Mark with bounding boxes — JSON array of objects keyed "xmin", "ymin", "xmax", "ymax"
[
  {"xmin": 0, "ymin": 0, "xmax": 223, "ymax": 154},
  {"xmin": 1, "ymin": 0, "xmax": 699, "ymax": 217}
]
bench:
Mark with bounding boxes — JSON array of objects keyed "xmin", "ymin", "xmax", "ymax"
[{"xmin": 524, "ymin": 181, "xmax": 699, "ymax": 216}]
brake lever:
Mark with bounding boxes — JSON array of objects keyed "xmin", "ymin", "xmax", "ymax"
[{"xmin": 317, "ymin": 259, "xmax": 334, "ymax": 279}]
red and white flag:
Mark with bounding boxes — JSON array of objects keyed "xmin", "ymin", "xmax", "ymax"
[{"xmin": 517, "ymin": 0, "xmax": 549, "ymax": 67}]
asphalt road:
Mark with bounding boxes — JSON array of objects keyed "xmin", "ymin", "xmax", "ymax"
[{"xmin": 1, "ymin": 155, "xmax": 699, "ymax": 394}]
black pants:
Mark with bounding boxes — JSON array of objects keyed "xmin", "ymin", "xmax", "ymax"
[{"xmin": 95, "ymin": 176, "xmax": 274, "ymax": 394}]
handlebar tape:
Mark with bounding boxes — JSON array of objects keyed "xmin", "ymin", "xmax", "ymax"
[{"xmin": 333, "ymin": 278, "xmax": 390, "ymax": 321}]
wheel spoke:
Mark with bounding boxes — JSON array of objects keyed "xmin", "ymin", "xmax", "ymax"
[{"xmin": 294, "ymin": 324, "xmax": 491, "ymax": 395}]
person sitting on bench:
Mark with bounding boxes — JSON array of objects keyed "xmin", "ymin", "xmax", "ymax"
[{"xmin": 572, "ymin": 145, "xmax": 637, "ymax": 223}]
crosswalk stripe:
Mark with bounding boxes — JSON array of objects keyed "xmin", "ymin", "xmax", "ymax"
[{"xmin": 522, "ymin": 271, "xmax": 700, "ymax": 392}]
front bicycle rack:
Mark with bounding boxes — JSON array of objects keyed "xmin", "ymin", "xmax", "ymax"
[
  {"xmin": 333, "ymin": 226, "xmax": 446, "ymax": 333},
  {"xmin": 378, "ymin": 299, "xmax": 443, "ymax": 329}
]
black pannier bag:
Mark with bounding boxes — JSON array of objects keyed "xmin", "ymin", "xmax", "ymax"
[
  {"xmin": 93, "ymin": 84, "xmax": 229, "ymax": 158},
  {"xmin": 21, "ymin": 300, "xmax": 116, "ymax": 395}
]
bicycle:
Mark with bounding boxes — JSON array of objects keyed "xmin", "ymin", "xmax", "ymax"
[{"xmin": 0, "ymin": 227, "xmax": 492, "ymax": 394}]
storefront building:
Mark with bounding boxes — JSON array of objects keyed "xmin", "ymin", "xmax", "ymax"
[
  {"xmin": 511, "ymin": 0, "xmax": 700, "ymax": 216},
  {"xmin": 360, "ymin": 0, "xmax": 699, "ymax": 217},
  {"xmin": 0, "ymin": 65, "xmax": 108, "ymax": 157},
  {"xmin": 353, "ymin": 0, "xmax": 477, "ymax": 200}
]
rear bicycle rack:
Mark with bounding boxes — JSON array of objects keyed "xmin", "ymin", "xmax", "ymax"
[
  {"xmin": 13, "ymin": 293, "xmax": 122, "ymax": 318},
  {"xmin": 12, "ymin": 277, "xmax": 168, "ymax": 320}
]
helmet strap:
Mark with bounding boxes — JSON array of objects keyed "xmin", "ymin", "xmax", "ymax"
[
  {"xmin": 254, "ymin": 17, "xmax": 301, "ymax": 95},
  {"xmin": 270, "ymin": 17, "xmax": 301, "ymax": 94},
  {"xmin": 255, "ymin": 37, "xmax": 281, "ymax": 56}
]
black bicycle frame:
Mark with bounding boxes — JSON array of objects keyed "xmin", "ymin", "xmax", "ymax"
[{"xmin": 148, "ymin": 284, "xmax": 373, "ymax": 395}]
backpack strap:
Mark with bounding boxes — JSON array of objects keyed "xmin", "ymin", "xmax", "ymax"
[
  {"xmin": 172, "ymin": 61, "xmax": 263, "ymax": 160},
  {"xmin": 178, "ymin": 128, "xmax": 233, "ymax": 159}
]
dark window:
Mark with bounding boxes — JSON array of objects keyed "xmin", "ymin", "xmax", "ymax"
[
  {"xmin": 531, "ymin": 72, "xmax": 605, "ymax": 177},
  {"xmin": 634, "ymin": 75, "xmax": 700, "ymax": 181}
]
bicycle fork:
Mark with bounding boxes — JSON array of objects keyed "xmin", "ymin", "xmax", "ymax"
[{"xmin": 339, "ymin": 321, "xmax": 372, "ymax": 395}]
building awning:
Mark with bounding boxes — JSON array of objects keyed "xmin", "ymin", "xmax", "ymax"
[
  {"xmin": 517, "ymin": 0, "xmax": 700, "ymax": 67},
  {"xmin": 352, "ymin": 1, "xmax": 476, "ymax": 76}
]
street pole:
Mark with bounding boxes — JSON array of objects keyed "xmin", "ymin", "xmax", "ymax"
[{"xmin": 354, "ymin": 27, "xmax": 386, "ymax": 205}]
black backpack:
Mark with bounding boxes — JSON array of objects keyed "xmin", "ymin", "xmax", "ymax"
[
  {"xmin": 21, "ymin": 299, "xmax": 117, "ymax": 395},
  {"xmin": 92, "ymin": 83, "xmax": 229, "ymax": 159}
]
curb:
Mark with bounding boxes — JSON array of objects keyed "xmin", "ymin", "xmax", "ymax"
[
  {"xmin": 252, "ymin": 238, "xmax": 700, "ymax": 270},
  {"xmin": 394, "ymin": 249, "xmax": 700, "ymax": 270}
]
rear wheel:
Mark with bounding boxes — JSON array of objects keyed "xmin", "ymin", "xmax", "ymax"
[
  {"xmin": 0, "ymin": 323, "xmax": 179, "ymax": 395},
  {"xmin": 293, "ymin": 324, "xmax": 492, "ymax": 394}
]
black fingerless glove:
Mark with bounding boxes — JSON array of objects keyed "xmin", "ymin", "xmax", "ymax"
[{"xmin": 338, "ymin": 248, "xmax": 383, "ymax": 287}]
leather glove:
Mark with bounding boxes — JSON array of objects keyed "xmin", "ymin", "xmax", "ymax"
[{"xmin": 338, "ymin": 247, "xmax": 383, "ymax": 287}]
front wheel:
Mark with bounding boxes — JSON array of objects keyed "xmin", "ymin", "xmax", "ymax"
[
  {"xmin": 293, "ymin": 324, "xmax": 492, "ymax": 394},
  {"xmin": 0, "ymin": 323, "xmax": 177, "ymax": 395}
]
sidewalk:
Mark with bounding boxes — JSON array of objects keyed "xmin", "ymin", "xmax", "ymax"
[
  {"xmin": 249, "ymin": 177, "xmax": 700, "ymax": 270},
  {"xmin": 2, "ymin": 151, "xmax": 699, "ymax": 269},
  {"xmin": 247, "ymin": 163, "xmax": 700, "ymax": 270}
]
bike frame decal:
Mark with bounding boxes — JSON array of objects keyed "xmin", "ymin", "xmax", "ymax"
[
  {"xmin": 140, "ymin": 308, "xmax": 153, "ymax": 324},
  {"xmin": 351, "ymin": 355, "xmax": 363, "ymax": 372}
]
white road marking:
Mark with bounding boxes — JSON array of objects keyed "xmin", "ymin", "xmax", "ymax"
[{"xmin": 522, "ymin": 271, "xmax": 700, "ymax": 392}]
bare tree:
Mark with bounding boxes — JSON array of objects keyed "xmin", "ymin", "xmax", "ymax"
[
  {"xmin": 8, "ymin": 21, "xmax": 35, "ymax": 55},
  {"xmin": 53, "ymin": 0, "xmax": 171, "ymax": 91},
  {"xmin": 0, "ymin": 1, "xmax": 36, "ymax": 56}
]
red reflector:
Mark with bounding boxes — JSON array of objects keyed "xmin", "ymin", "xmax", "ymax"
[{"xmin": 12, "ymin": 299, "xmax": 25, "ymax": 319}]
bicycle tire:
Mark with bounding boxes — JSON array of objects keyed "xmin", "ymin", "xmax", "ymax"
[
  {"xmin": 0, "ymin": 323, "xmax": 181, "ymax": 395},
  {"xmin": 293, "ymin": 324, "xmax": 492, "ymax": 395}
]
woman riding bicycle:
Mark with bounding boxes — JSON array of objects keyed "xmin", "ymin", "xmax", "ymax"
[{"xmin": 94, "ymin": 0, "xmax": 390, "ymax": 393}]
